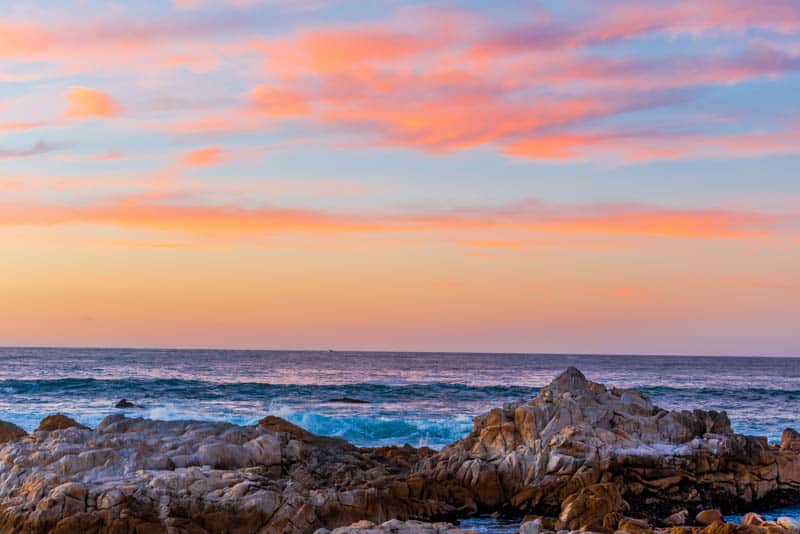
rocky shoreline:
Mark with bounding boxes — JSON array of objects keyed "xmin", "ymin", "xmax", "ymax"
[{"xmin": 1, "ymin": 367, "xmax": 799, "ymax": 533}]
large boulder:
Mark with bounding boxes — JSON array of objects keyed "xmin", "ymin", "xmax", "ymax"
[
  {"xmin": 0, "ymin": 420, "xmax": 26, "ymax": 443},
  {"xmin": 36, "ymin": 414, "xmax": 90, "ymax": 432}
]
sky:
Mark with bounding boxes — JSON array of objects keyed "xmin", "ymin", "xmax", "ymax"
[{"xmin": 1, "ymin": 0, "xmax": 799, "ymax": 356}]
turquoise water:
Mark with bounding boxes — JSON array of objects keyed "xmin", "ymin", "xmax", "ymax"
[
  {"xmin": 1, "ymin": 348, "xmax": 799, "ymax": 529},
  {"xmin": 1, "ymin": 348, "xmax": 798, "ymax": 446}
]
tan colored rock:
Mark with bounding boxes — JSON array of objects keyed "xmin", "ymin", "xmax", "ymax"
[
  {"xmin": 664, "ymin": 510, "xmax": 689, "ymax": 526},
  {"xmin": 740, "ymin": 512, "xmax": 765, "ymax": 526},
  {"xmin": 776, "ymin": 517, "xmax": 800, "ymax": 533},
  {"xmin": 618, "ymin": 516, "xmax": 652, "ymax": 533},
  {"xmin": 0, "ymin": 414, "xmax": 450, "ymax": 534},
  {"xmin": 36, "ymin": 414, "xmax": 90, "ymax": 432},
  {"xmin": 696, "ymin": 509, "xmax": 722, "ymax": 526},
  {"xmin": 0, "ymin": 420, "xmax": 26, "ymax": 443},
  {"xmin": 702, "ymin": 519, "xmax": 736, "ymax": 534},
  {"xmin": 414, "ymin": 367, "xmax": 800, "ymax": 525},
  {"xmin": 557, "ymin": 482, "xmax": 628, "ymax": 531},
  {"xmin": 781, "ymin": 428, "xmax": 800, "ymax": 453}
]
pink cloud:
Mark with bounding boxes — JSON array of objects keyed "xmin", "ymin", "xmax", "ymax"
[
  {"xmin": 249, "ymin": 85, "xmax": 309, "ymax": 117},
  {"xmin": 4, "ymin": 1, "xmax": 800, "ymax": 162}
]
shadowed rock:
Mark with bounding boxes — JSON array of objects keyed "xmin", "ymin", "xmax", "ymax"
[{"xmin": 0, "ymin": 420, "xmax": 26, "ymax": 443}]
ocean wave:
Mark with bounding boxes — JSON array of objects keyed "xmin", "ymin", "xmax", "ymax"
[
  {"xmin": 0, "ymin": 377, "xmax": 535, "ymax": 403},
  {"xmin": 1, "ymin": 375, "xmax": 797, "ymax": 448},
  {"xmin": 281, "ymin": 411, "xmax": 474, "ymax": 448}
]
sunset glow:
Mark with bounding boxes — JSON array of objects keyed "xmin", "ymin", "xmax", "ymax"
[{"xmin": 1, "ymin": 0, "xmax": 799, "ymax": 355}]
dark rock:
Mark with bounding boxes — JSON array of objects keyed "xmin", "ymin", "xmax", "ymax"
[
  {"xmin": 115, "ymin": 399, "xmax": 136, "ymax": 408},
  {"xmin": 696, "ymin": 509, "xmax": 723, "ymax": 526},
  {"xmin": 0, "ymin": 420, "xmax": 27, "ymax": 443},
  {"xmin": 36, "ymin": 414, "xmax": 89, "ymax": 432},
  {"xmin": 325, "ymin": 397, "xmax": 370, "ymax": 404}
]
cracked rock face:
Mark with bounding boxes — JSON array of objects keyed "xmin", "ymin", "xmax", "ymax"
[
  {"xmin": 0, "ymin": 415, "xmax": 440, "ymax": 534},
  {"xmin": 412, "ymin": 367, "xmax": 800, "ymax": 523}
]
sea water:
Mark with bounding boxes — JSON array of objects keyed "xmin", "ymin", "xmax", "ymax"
[{"xmin": 0, "ymin": 348, "xmax": 798, "ymax": 529}]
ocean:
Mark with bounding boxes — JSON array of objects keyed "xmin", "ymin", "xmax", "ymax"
[{"xmin": 1, "ymin": 348, "xmax": 798, "ymax": 531}]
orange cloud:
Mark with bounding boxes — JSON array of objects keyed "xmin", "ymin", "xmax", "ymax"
[
  {"xmin": 183, "ymin": 147, "xmax": 225, "ymax": 167},
  {"xmin": 0, "ymin": 195, "xmax": 791, "ymax": 240},
  {"xmin": 0, "ymin": 22, "xmax": 52, "ymax": 58},
  {"xmin": 64, "ymin": 87, "xmax": 122, "ymax": 118}
]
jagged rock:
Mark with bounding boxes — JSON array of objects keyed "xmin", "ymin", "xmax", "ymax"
[
  {"xmin": 412, "ymin": 367, "xmax": 800, "ymax": 522},
  {"xmin": 114, "ymin": 399, "xmax": 135, "ymax": 408},
  {"xmin": 556, "ymin": 483, "xmax": 627, "ymax": 531},
  {"xmin": 696, "ymin": 510, "xmax": 722, "ymax": 525},
  {"xmin": 36, "ymin": 414, "xmax": 89, "ymax": 432},
  {"xmin": 781, "ymin": 428, "xmax": 800, "ymax": 453},
  {"xmin": 0, "ymin": 420, "xmax": 27, "ymax": 443},
  {"xmin": 740, "ymin": 512, "xmax": 765, "ymax": 526},
  {"xmin": 0, "ymin": 414, "xmax": 444, "ymax": 533}
]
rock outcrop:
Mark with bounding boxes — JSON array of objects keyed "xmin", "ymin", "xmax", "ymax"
[
  {"xmin": 35, "ymin": 414, "xmax": 89, "ymax": 432},
  {"xmin": 0, "ymin": 414, "xmax": 444, "ymax": 533},
  {"xmin": 1, "ymin": 368, "xmax": 799, "ymax": 534},
  {"xmin": 412, "ymin": 367, "xmax": 800, "ymax": 527}
]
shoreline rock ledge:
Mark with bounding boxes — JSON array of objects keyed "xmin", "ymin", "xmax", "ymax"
[
  {"xmin": 412, "ymin": 367, "xmax": 800, "ymax": 529},
  {"xmin": 0, "ymin": 368, "xmax": 798, "ymax": 533}
]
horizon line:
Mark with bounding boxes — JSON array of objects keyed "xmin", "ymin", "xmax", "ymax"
[{"xmin": 1, "ymin": 344, "xmax": 797, "ymax": 359}]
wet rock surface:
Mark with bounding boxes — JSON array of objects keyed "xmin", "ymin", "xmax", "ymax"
[{"xmin": 1, "ymin": 368, "xmax": 799, "ymax": 533}]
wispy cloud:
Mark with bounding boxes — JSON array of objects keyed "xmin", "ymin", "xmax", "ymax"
[
  {"xmin": 0, "ymin": 195, "xmax": 793, "ymax": 240},
  {"xmin": 0, "ymin": 141, "xmax": 62, "ymax": 159}
]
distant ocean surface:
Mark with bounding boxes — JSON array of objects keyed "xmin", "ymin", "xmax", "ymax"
[{"xmin": 1, "ymin": 348, "xmax": 799, "ymax": 532}]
